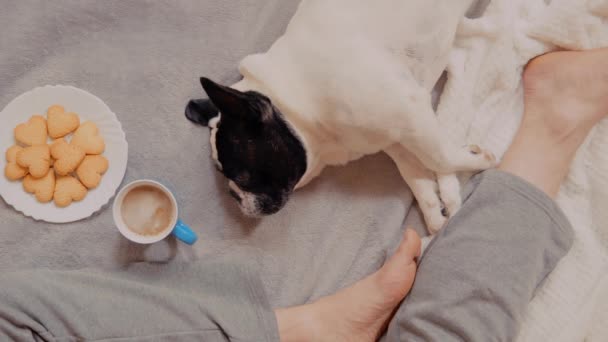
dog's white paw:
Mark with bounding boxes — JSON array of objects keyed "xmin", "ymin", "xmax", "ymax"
[
  {"xmin": 437, "ymin": 173, "xmax": 462, "ymax": 218},
  {"xmin": 423, "ymin": 206, "xmax": 447, "ymax": 235},
  {"xmin": 416, "ymin": 183, "xmax": 449, "ymax": 234}
]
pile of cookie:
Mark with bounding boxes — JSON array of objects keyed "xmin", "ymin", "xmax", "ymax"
[{"xmin": 4, "ymin": 105, "xmax": 109, "ymax": 207}]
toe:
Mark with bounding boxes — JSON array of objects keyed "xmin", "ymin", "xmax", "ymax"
[
  {"xmin": 399, "ymin": 228, "xmax": 422, "ymax": 260},
  {"xmin": 377, "ymin": 229, "xmax": 421, "ymax": 302},
  {"xmin": 385, "ymin": 229, "xmax": 421, "ymax": 272}
]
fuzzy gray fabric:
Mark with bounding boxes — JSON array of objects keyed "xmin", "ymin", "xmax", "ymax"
[{"xmin": 0, "ymin": 0, "xmax": 424, "ymax": 311}]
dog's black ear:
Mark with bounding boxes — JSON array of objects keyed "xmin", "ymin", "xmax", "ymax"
[
  {"xmin": 185, "ymin": 98, "xmax": 219, "ymax": 126},
  {"xmin": 199, "ymin": 77, "xmax": 260, "ymax": 122}
]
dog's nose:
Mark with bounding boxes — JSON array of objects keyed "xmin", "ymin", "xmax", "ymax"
[{"xmin": 229, "ymin": 189, "xmax": 241, "ymax": 203}]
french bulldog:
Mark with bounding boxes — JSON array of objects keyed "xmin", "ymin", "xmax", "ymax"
[{"xmin": 185, "ymin": 0, "xmax": 495, "ymax": 233}]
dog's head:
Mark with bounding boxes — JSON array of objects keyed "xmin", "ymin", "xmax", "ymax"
[{"xmin": 185, "ymin": 78, "xmax": 307, "ymax": 217}]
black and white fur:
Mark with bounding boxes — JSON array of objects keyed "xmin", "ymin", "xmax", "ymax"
[{"xmin": 186, "ymin": 0, "xmax": 495, "ymax": 233}]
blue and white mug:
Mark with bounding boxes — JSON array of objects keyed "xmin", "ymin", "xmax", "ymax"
[{"xmin": 112, "ymin": 180, "xmax": 197, "ymax": 245}]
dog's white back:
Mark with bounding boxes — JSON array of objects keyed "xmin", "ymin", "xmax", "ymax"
[
  {"xmin": 228, "ymin": 0, "xmax": 495, "ymax": 232},
  {"xmin": 237, "ymin": 0, "xmax": 471, "ymax": 157}
]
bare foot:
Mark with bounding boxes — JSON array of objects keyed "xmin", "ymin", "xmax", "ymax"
[
  {"xmin": 523, "ymin": 49, "xmax": 608, "ymax": 136},
  {"xmin": 275, "ymin": 229, "xmax": 421, "ymax": 342},
  {"xmin": 501, "ymin": 48, "xmax": 608, "ymax": 197}
]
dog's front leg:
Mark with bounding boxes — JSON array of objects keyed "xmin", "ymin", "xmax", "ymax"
[
  {"xmin": 437, "ymin": 173, "xmax": 461, "ymax": 218},
  {"xmin": 385, "ymin": 145, "xmax": 448, "ymax": 234}
]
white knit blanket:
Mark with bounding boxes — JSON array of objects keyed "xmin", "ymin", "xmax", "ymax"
[{"xmin": 441, "ymin": 0, "xmax": 608, "ymax": 340}]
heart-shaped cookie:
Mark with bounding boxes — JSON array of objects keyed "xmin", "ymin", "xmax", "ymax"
[
  {"xmin": 16, "ymin": 144, "xmax": 51, "ymax": 178},
  {"xmin": 71, "ymin": 122, "xmax": 105, "ymax": 155},
  {"xmin": 47, "ymin": 105, "xmax": 80, "ymax": 138},
  {"xmin": 51, "ymin": 138, "xmax": 85, "ymax": 176},
  {"xmin": 76, "ymin": 155, "xmax": 109, "ymax": 189},
  {"xmin": 14, "ymin": 115, "xmax": 48, "ymax": 146},
  {"xmin": 54, "ymin": 175, "xmax": 87, "ymax": 207},
  {"xmin": 23, "ymin": 169, "xmax": 56, "ymax": 203},
  {"xmin": 4, "ymin": 145, "xmax": 28, "ymax": 181}
]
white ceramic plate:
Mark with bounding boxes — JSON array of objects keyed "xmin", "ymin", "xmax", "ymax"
[{"xmin": 0, "ymin": 85, "xmax": 128, "ymax": 223}]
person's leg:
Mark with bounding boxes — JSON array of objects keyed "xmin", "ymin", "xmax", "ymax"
[
  {"xmin": 383, "ymin": 47, "xmax": 608, "ymax": 341},
  {"xmin": 385, "ymin": 169, "xmax": 573, "ymax": 341},
  {"xmin": 501, "ymin": 48, "xmax": 608, "ymax": 197},
  {"xmin": 0, "ymin": 254, "xmax": 280, "ymax": 342},
  {"xmin": 0, "ymin": 230, "xmax": 421, "ymax": 342}
]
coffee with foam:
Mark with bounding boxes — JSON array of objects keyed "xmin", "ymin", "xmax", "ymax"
[{"xmin": 120, "ymin": 185, "xmax": 174, "ymax": 236}]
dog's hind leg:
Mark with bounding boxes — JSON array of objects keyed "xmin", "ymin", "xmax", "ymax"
[{"xmin": 393, "ymin": 87, "xmax": 496, "ymax": 173}]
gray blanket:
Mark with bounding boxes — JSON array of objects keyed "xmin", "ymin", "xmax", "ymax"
[{"xmin": 0, "ymin": 0, "xmax": 427, "ymax": 311}]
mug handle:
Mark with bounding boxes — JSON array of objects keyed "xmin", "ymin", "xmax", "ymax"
[{"xmin": 172, "ymin": 219, "xmax": 198, "ymax": 245}]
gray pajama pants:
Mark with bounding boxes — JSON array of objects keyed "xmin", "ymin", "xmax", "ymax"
[{"xmin": 0, "ymin": 170, "xmax": 573, "ymax": 342}]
